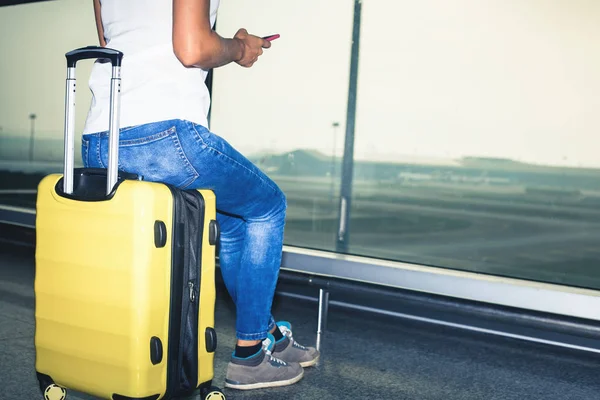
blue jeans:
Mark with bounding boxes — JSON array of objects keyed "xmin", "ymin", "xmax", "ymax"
[{"xmin": 82, "ymin": 119, "xmax": 286, "ymax": 341}]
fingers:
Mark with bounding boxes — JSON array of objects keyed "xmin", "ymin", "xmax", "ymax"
[
  {"xmin": 235, "ymin": 28, "xmax": 274, "ymax": 68},
  {"xmin": 246, "ymin": 56, "xmax": 259, "ymax": 68},
  {"xmin": 238, "ymin": 56, "xmax": 258, "ymax": 68}
]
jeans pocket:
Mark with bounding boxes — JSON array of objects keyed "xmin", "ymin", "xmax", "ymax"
[{"xmin": 103, "ymin": 125, "xmax": 199, "ymax": 188}]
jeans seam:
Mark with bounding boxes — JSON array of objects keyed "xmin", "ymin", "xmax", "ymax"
[
  {"xmin": 235, "ymin": 316, "xmax": 277, "ymax": 341},
  {"xmin": 96, "ymin": 137, "xmax": 103, "ymax": 168},
  {"xmin": 188, "ymin": 121, "xmax": 209, "ymax": 149},
  {"xmin": 119, "ymin": 126, "xmax": 175, "ymax": 147},
  {"xmin": 236, "ymin": 330, "xmax": 270, "ymax": 341},
  {"xmin": 189, "ymin": 122, "xmax": 285, "ymax": 200},
  {"xmin": 119, "ymin": 125, "xmax": 140, "ymax": 134},
  {"xmin": 170, "ymin": 128, "xmax": 199, "ymax": 188},
  {"xmin": 97, "ymin": 125, "xmax": 139, "ymax": 137},
  {"xmin": 81, "ymin": 138, "xmax": 89, "ymax": 167}
]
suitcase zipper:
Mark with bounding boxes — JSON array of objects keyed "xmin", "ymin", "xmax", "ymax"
[
  {"xmin": 189, "ymin": 282, "xmax": 196, "ymax": 303},
  {"xmin": 163, "ymin": 187, "xmax": 205, "ymax": 398},
  {"xmin": 174, "ymin": 190, "xmax": 203, "ymax": 396},
  {"xmin": 163, "ymin": 186, "xmax": 186, "ymax": 400},
  {"xmin": 188, "ymin": 191, "xmax": 203, "ymax": 388}
]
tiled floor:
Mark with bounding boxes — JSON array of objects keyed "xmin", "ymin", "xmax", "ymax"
[{"xmin": 2, "ymin": 246, "xmax": 600, "ymax": 400}]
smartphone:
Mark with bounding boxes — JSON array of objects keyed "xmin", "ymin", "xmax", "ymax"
[{"xmin": 263, "ymin": 34, "xmax": 281, "ymax": 42}]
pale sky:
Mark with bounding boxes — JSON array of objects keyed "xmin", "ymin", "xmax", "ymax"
[{"xmin": 1, "ymin": 0, "xmax": 600, "ymax": 168}]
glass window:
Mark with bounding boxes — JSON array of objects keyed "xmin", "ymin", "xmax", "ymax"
[
  {"xmin": 212, "ymin": 1, "xmax": 600, "ymax": 290},
  {"xmin": 347, "ymin": 0, "xmax": 600, "ymax": 289},
  {"xmin": 210, "ymin": 0, "xmax": 354, "ymax": 252},
  {"xmin": 3, "ymin": 1, "xmax": 600, "ymax": 292},
  {"xmin": 0, "ymin": 1, "xmax": 97, "ymax": 178},
  {"xmin": 0, "ymin": 1, "xmax": 97, "ymax": 210}
]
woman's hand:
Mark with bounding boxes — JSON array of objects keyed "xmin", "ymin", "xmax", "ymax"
[{"xmin": 233, "ymin": 28, "xmax": 271, "ymax": 68}]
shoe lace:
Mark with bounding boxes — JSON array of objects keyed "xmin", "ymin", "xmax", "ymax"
[
  {"xmin": 263, "ymin": 338, "xmax": 288, "ymax": 366},
  {"xmin": 280, "ymin": 325, "xmax": 308, "ymax": 350},
  {"xmin": 292, "ymin": 341, "xmax": 307, "ymax": 350},
  {"xmin": 268, "ymin": 353, "xmax": 288, "ymax": 366}
]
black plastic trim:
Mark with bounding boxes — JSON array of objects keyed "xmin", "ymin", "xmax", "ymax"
[
  {"xmin": 154, "ymin": 221, "xmax": 167, "ymax": 248},
  {"xmin": 163, "ymin": 186, "xmax": 186, "ymax": 400},
  {"xmin": 181, "ymin": 190, "xmax": 205, "ymax": 393},
  {"xmin": 55, "ymin": 168, "xmax": 139, "ymax": 202},
  {"xmin": 198, "ymin": 381, "xmax": 215, "ymax": 397},
  {"xmin": 66, "ymin": 46, "xmax": 123, "ymax": 67},
  {"xmin": 112, "ymin": 395, "xmax": 159, "ymax": 400},
  {"xmin": 205, "ymin": 327, "xmax": 217, "ymax": 353},
  {"xmin": 150, "ymin": 337, "xmax": 163, "ymax": 365},
  {"xmin": 163, "ymin": 187, "xmax": 206, "ymax": 399},
  {"xmin": 36, "ymin": 372, "xmax": 55, "ymax": 395},
  {"xmin": 208, "ymin": 220, "xmax": 219, "ymax": 246}
]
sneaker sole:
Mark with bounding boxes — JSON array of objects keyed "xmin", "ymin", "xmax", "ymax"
[
  {"xmin": 299, "ymin": 354, "xmax": 320, "ymax": 368},
  {"xmin": 225, "ymin": 369, "xmax": 304, "ymax": 391}
]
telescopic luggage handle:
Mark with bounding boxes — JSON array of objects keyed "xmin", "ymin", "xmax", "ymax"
[
  {"xmin": 62, "ymin": 46, "xmax": 124, "ymax": 196},
  {"xmin": 66, "ymin": 46, "xmax": 123, "ymax": 68}
]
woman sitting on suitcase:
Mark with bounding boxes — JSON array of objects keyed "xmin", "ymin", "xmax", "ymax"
[{"xmin": 84, "ymin": 0, "xmax": 319, "ymax": 391}]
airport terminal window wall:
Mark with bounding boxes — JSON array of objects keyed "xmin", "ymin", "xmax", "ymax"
[
  {"xmin": 349, "ymin": 0, "xmax": 600, "ymax": 290},
  {"xmin": 211, "ymin": 0, "xmax": 600, "ymax": 290},
  {"xmin": 2, "ymin": 1, "xmax": 600, "ymax": 291}
]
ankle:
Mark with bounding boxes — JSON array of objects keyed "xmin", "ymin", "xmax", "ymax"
[
  {"xmin": 270, "ymin": 325, "xmax": 284, "ymax": 342},
  {"xmin": 237, "ymin": 339, "xmax": 261, "ymax": 347},
  {"xmin": 234, "ymin": 341, "xmax": 263, "ymax": 359}
]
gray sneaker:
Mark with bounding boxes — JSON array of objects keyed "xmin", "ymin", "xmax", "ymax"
[
  {"xmin": 271, "ymin": 321, "xmax": 320, "ymax": 368},
  {"xmin": 225, "ymin": 333, "xmax": 304, "ymax": 391}
]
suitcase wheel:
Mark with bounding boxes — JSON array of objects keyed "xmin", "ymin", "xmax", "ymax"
[
  {"xmin": 43, "ymin": 384, "xmax": 67, "ymax": 400},
  {"xmin": 204, "ymin": 387, "xmax": 226, "ymax": 400}
]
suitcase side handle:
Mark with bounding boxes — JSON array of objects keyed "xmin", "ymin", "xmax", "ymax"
[
  {"xmin": 65, "ymin": 46, "xmax": 124, "ymax": 68},
  {"xmin": 62, "ymin": 46, "xmax": 123, "ymax": 196}
]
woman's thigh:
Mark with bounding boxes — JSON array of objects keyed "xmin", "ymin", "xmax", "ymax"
[
  {"xmin": 82, "ymin": 119, "xmax": 286, "ymax": 219},
  {"xmin": 177, "ymin": 121, "xmax": 286, "ymax": 220}
]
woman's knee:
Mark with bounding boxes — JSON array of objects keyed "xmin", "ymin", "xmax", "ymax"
[
  {"xmin": 248, "ymin": 186, "xmax": 286, "ymax": 224},
  {"xmin": 269, "ymin": 186, "xmax": 287, "ymax": 220}
]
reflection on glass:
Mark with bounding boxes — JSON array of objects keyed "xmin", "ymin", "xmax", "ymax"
[
  {"xmin": 349, "ymin": 0, "xmax": 600, "ymax": 289},
  {"xmin": 2, "ymin": 0, "xmax": 600, "ymax": 292},
  {"xmin": 0, "ymin": 1, "xmax": 96, "ymax": 204},
  {"xmin": 211, "ymin": 1, "xmax": 600, "ymax": 290},
  {"xmin": 210, "ymin": 0, "xmax": 354, "ymax": 252}
]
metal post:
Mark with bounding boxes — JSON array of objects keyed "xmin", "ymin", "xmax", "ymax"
[
  {"xmin": 336, "ymin": 0, "xmax": 363, "ymax": 253},
  {"xmin": 322, "ymin": 289, "xmax": 330, "ymax": 332},
  {"xmin": 316, "ymin": 288, "xmax": 330, "ymax": 353},
  {"xmin": 28, "ymin": 114, "xmax": 36, "ymax": 162},
  {"xmin": 330, "ymin": 122, "xmax": 340, "ymax": 203}
]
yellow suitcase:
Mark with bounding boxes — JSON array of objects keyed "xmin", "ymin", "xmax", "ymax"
[{"xmin": 34, "ymin": 47, "xmax": 225, "ymax": 400}]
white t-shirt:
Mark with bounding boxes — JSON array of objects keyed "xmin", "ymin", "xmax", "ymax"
[{"xmin": 83, "ymin": 0, "xmax": 220, "ymax": 134}]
